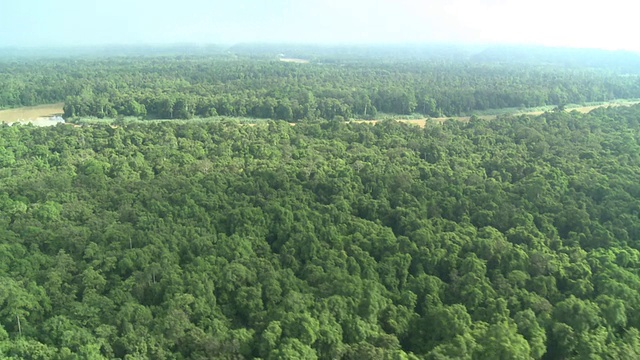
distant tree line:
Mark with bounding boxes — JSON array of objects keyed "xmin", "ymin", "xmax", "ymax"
[{"xmin": 1, "ymin": 57, "xmax": 639, "ymax": 120}]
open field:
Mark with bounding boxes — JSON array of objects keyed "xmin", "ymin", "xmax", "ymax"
[
  {"xmin": 0, "ymin": 103, "xmax": 64, "ymax": 125},
  {"xmin": 279, "ymin": 57, "xmax": 310, "ymax": 64},
  {"xmin": 353, "ymin": 99, "xmax": 640, "ymax": 127},
  {"xmin": 524, "ymin": 99, "xmax": 640, "ymax": 116}
]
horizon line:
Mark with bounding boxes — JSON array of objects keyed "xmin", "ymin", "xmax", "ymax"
[{"xmin": 1, "ymin": 42, "xmax": 639, "ymax": 53}]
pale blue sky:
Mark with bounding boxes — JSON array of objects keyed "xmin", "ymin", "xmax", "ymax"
[{"xmin": 1, "ymin": 0, "xmax": 638, "ymax": 50}]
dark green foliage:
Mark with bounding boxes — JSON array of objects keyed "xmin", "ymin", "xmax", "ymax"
[
  {"xmin": 2, "ymin": 56, "xmax": 640, "ymax": 120},
  {"xmin": 2, "ymin": 105, "xmax": 640, "ymax": 359}
]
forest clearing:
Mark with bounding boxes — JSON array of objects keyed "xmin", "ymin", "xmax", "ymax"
[
  {"xmin": 3, "ymin": 99, "xmax": 639, "ymax": 128},
  {"xmin": 356, "ymin": 98, "xmax": 640, "ymax": 127},
  {"xmin": 0, "ymin": 103, "xmax": 64, "ymax": 125},
  {"xmin": 279, "ymin": 57, "xmax": 310, "ymax": 63}
]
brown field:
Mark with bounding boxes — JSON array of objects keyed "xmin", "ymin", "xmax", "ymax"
[{"xmin": 0, "ymin": 103, "xmax": 64, "ymax": 125}]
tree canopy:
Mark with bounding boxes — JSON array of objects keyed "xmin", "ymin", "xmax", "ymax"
[
  {"xmin": 1, "ymin": 56, "xmax": 639, "ymax": 121},
  {"xmin": 2, "ymin": 103, "xmax": 640, "ymax": 358}
]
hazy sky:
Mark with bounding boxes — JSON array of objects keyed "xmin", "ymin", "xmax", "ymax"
[{"xmin": 1, "ymin": 0, "xmax": 638, "ymax": 51}]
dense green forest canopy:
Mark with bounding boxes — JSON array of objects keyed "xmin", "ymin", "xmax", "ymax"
[
  {"xmin": 2, "ymin": 105, "xmax": 640, "ymax": 359},
  {"xmin": 1, "ymin": 47, "xmax": 640, "ymax": 121}
]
